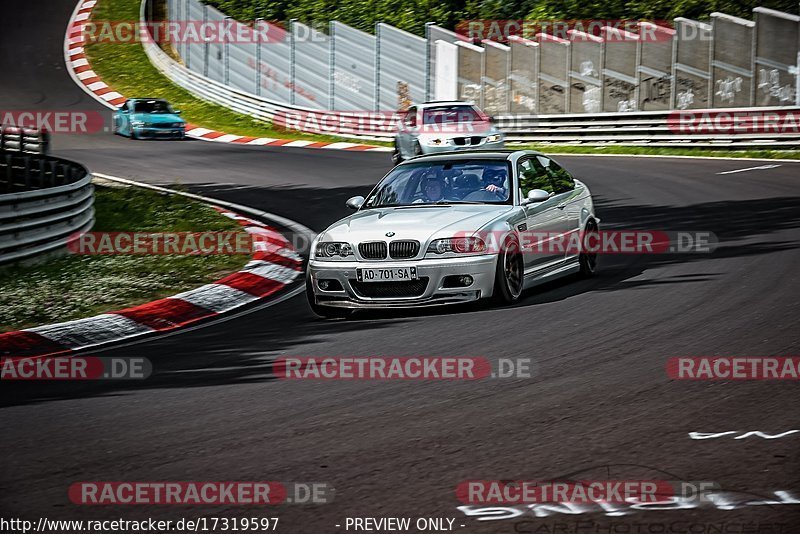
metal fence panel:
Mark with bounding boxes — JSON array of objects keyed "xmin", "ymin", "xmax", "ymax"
[
  {"xmin": 377, "ymin": 23, "xmax": 425, "ymax": 111},
  {"xmin": 637, "ymin": 22, "xmax": 674, "ymax": 110},
  {"xmin": 456, "ymin": 41, "xmax": 484, "ymax": 106},
  {"xmin": 292, "ymin": 21, "xmax": 330, "ymax": 109},
  {"xmin": 186, "ymin": 0, "xmax": 205, "ymax": 73},
  {"xmin": 711, "ymin": 13, "xmax": 755, "ymax": 107},
  {"xmin": 754, "ymin": 7, "xmax": 799, "ymax": 106},
  {"xmin": 508, "ymin": 36, "xmax": 538, "ymax": 114},
  {"xmin": 331, "ymin": 21, "xmax": 376, "ymax": 111},
  {"xmin": 538, "ymin": 35, "xmax": 569, "ymax": 113},
  {"xmin": 434, "ymin": 40, "xmax": 458, "ymax": 100},
  {"xmin": 673, "ymin": 18, "xmax": 712, "ymax": 109},
  {"xmin": 482, "ymin": 41, "xmax": 510, "ymax": 114},
  {"xmin": 257, "ymin": 32, "xmax": 292, "ymax": 103},
  {"xmin": 204, "ymin": 5, "xmax": 226, "ymax": 83},
  {"xmin": 568, "ymin": 32, "xmax": 602, "ymax": 113},
  {"xmin": 427, "ymin": 25, "xmax": 461, "ymax": 101},
  {"xmin": 227, "ymin": 22, "xmax": 258, "ymax": 95},
  {"xmin": 602, "ymin": 27, "xmax": 638, "ymax": 111}
]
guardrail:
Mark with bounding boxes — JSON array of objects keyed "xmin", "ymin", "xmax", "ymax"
[
  {"xmin": 0, "ymin": 150, "xmax": 95, "ymax": 264},
  {"xmin": 139, "ymin": 0, "xmax": 800, "ymax": 147},
  {"xmin": 496, "ymin": 108, "xmax": 800, "ymax": 147},
  {"xmin": 0, "ymin": 126, "xmax": 50, "ymax": 154}
]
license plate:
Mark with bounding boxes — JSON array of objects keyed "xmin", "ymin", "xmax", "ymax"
[{"xmin": 357, "ymin": 267, "xmax": 417, "ymax": 282}]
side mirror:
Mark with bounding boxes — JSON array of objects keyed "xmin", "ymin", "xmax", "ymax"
[
  {"xmin": 120, "ymin": 108, "xmax": 129, "ymax": 114},
  {"xmin": 487, "ymin": 115, "xmax": 495, "ymax": 124},
  {"xmin": 522, "ymin": 189, "xmax": 551, "ymax": 204},
  {"xmin": 174, "ymin": 110, "xmax": 182, "ymax": 115},
  {"xmin": 345, "ymin": 196, "xmax": 365, "ymax": 210}
]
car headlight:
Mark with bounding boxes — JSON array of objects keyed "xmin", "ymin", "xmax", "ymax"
[
  {"xmin": 314, "ymin": 241, "xmax": 354, "ymax": 259},
  {"xmin": 486, "ymin": 134, "xmax": 502, "ymax": 142},
  {"xmin": 427, "ymin": 237, "xmax": 486, "ymax": 254},
  {"xmin": 131, "ymin": 120, "xmax": 146, "ymax": 127}
]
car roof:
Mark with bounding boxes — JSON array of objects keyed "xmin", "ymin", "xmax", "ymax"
[
  {"xmin": 401, "ymin": 150, "xmax": 544, "ymax": 164},
  {"xmin": 129, "ymin": 98, "xmax": 169, "ymax": 103}
]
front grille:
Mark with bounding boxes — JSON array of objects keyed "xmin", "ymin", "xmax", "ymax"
[
  {"xmin": 389, "ymin": 240, "xmax": 419, "ymax": 259},
  {"xmin": 351, "ymin": 277, "xmax": 429, "ymax": 298},
  {"xmin": 359, "ymin": 241, "xmax": 387, "ymax": 259},
  {"xmin": 452, "ymin": 136, "xmax": 484, "ymax": 146}
]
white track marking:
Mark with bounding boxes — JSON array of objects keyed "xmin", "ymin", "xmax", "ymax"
[
  {"xmin": 169, "ymin": 284, "xmax": 259, "ymax": 313},
  {"xmin": 716, "ymin": 164, "xmax": 782, "ymax": 175}
]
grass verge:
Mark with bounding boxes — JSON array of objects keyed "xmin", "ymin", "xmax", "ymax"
[
  {"xmin": 0, "ymin": 184, "xmax": 251, "ymax": 332},
  {"xmin": 84, "ymin": 0, "xmax": 391, "ymax": 146}
]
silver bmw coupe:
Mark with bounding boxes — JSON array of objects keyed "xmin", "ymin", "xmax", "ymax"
[{"xmin": 306, "ymin": 150, "xmax": 599, "ymax": 318}]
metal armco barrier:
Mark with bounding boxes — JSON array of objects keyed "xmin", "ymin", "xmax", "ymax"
[
  {"xmin": 0, "ymin": 126, "xmax": 50, "ymax": 155},
  {"xmin": 0, "ymin": 150, "xmax": 94, "ymax": 264},
  {"xmin": 497, "ymin": 107, "xmax": 800, "ymax": 147}
]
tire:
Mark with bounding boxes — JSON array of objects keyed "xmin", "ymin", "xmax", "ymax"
[
  {"xmin": 391, "ymin": 142, "xmax": 403, "ymax": 166},
  {"xmin": 306, "ymin": 276, "xmax": 351, "ymax": 319},
  {"xmin": 579, "ymin": 219, "xmax": 599, "ymax": 277},
  {"xmin": 129, "ymin": 129, "xmax": 137, "ymax": 140},
  {"xmin": 492, "ymin": 237, "xmax": 524, "ymax": 305}
]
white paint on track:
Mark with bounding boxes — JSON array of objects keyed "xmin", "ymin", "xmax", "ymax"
[{"xmin": 716, "ymin": 164, "xmax": 782, "ymax": 175}]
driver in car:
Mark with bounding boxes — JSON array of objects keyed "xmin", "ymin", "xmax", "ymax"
[
  {"xmin": 483, "ymin": 168, "xmax": 508, "ymax": 198},
  {"xmin": 413, "ymin": 170, "xmax": 452, "ymax": 203}
]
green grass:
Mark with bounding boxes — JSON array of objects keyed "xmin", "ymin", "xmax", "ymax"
[
  {"xmin": 84, "ymin": 0, "xmax": 390, "ymax": 146},
  {"xmin": 511, "ymin": 144, "xmax": 800, "ymax": 160},
  {"xmin": 0, "ymin": 185, "xmax": 251, "ymax": 332}
]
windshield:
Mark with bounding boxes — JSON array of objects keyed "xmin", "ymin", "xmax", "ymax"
[
  {"xmin": 422, "ymin": 105, "xmax": 484, "ymax": 125},
  {"xmin": 133, "ymin": 100, "xmax": 173, "ymax": 114},
  {"xmin": 363, "ymin": 160, "xmax": 512, "ymax": 208}
]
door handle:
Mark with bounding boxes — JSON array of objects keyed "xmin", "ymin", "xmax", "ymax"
[{"xmin": 556, "ymin": 203, "xmax": 567, "ymax": 210}]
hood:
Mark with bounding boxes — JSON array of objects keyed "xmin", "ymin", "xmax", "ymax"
[
  {"xmin": 131, "ymin": 113, "xmax": 184, "ymax": 125},
  {"xmin": 321, "ymin": 204, "xmax": 514, "ymax": 245}
]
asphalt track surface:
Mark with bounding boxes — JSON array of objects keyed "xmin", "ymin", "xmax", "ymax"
[{"xmin": 2, "ymin": 0, "xmax": 800, "ymax": 531}]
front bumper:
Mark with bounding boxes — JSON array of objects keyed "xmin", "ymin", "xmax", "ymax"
[
  {"xmin": 133, "ymin": 127, "xmax": 185, "ymax": 139},
  {"xmin": 307, "ymin": 254, "xmax": 498, "ymax": 308},
  {"xmin": 420, "ymin": 139, "xmax": 505, "ymax": 154}
]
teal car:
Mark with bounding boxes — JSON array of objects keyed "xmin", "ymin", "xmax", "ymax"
[{"xmin": 113, "ymin": 98, "xmax": 186, "ymax": 140}]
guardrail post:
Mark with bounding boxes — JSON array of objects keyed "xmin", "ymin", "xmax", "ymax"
[
  {"xmin": 23, "ymin": 155, "xmax": 31, "ymax": 189},
  {"xmin": 424, "ymin": 22, "xmax": 433, "ymax": 102},
  {"xmin": 48, "ymin": 161, "xmax": 57, "ymax": 189},
  {"xmin": 203, "ymin": 4, "xmax": 209, "ymax": 77},
  {"xmin": 255, "ymin": 17, "xmax": 263, "ymax": 97},
  {"xmin": 289, "ymin": 19, "xmax": 296, "ymax": 106},
  {"xmin": 374, "ymin": 22, "xmax": 381, "ymax": 112},
  {"xmin": 37, "ymin": 158, "xmax": 45, "ymax": 189},
  {"xmin": 4, "ymin": 154, "xmax": 13, "ymax": 194},
  {"xmin": 224, "ymin": 16, "xmax": 231, "ymax": 86},
  {"xmin": 329, "ymin": 21, "xmax": 336, "ymax": 111}
]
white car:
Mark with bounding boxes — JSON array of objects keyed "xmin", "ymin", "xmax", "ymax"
[{"xmin": 306, "ymin": 150, "xmax": 598, "ymax": 318}]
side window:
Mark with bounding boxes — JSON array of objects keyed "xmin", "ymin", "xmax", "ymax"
[
  {"xmin": 517, "ymin": 158, "xmax": 552, "ymax": 196},
  {"xmin": 404, "ymin": 107, "xmax": 417, "ymax": 127},
  {"xmin": 536, "ymin": 156, "xmax": 575, "ymax": 194}
]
